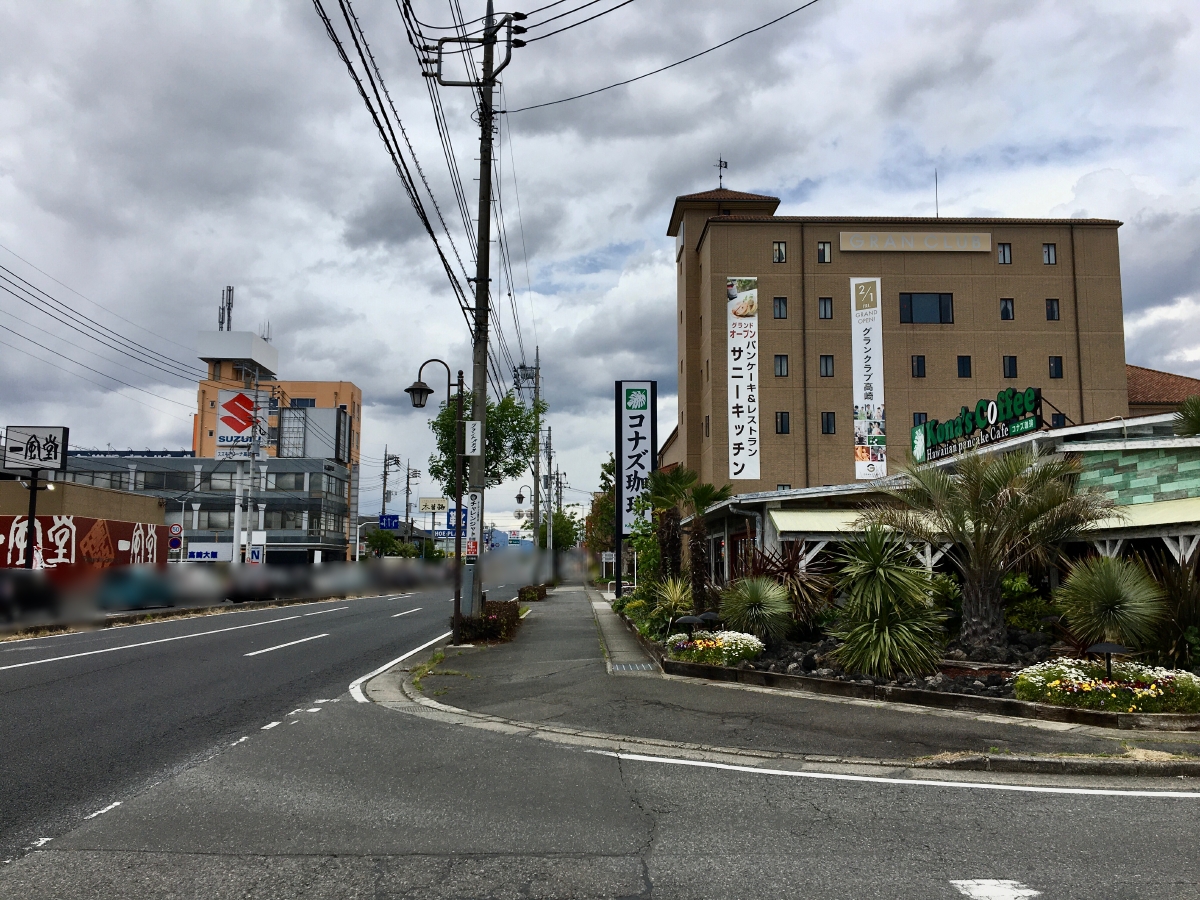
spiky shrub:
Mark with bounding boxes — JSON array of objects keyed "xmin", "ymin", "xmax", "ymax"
[
  {"xmin": 655, "ymin": 577, "xmax": 693, "ymax": 618},
  {"xmin": 1174, "ymin": 395, "xmax": 1200, "ymax": 437},
  {"xmin": 831, "ymin": 526, "xmax": 946, "ymax": 678},
  {"xmin": 1055, "ymin": 556, "xmax": 1166, "ymax": 649},
  {"xmin": 719, "ymin": 577, "xmax": 792, "ymax": 644},
  {"xmin": 1147, "ymin": 551, "xmax": 1200, "ymax": 666},
  {"xmin": 749, "ymin": 544, "xmax": 832, "ymax": 626}
]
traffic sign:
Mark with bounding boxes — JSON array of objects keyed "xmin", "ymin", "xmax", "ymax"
[
  {"xmin": 379, "ymin": 514, "xmax": 400, "ymax": 530},
  {"xmin": 169, "ymin": 523, "xmax": 183, "ymax": 536},
  {"xmin": 168, "ymin": 537, "xmax": 182, "ymax": 550}
]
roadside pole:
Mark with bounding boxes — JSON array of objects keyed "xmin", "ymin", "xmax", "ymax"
[{"xmin": 23, "ymin": 468, "xmax": 39, "ymax": 569}]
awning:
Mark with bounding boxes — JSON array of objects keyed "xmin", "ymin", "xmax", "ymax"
[
  {"xmin": 769, "ymin": 509, "xmax": 861, "ymax": 537},
  {"xmin": 1093, "ymin": 496, "xmax": 1200, "ymax": 533}
]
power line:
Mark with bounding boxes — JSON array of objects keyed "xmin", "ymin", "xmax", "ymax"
[
  {"xmin": 507, "ymin": 0, "xmax": 822, "ymax": 112},
  {"xmin": 525, "ymin": 0, "xmax": 635, "ymax": 41}
]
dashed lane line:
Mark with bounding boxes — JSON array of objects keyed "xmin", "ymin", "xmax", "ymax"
[
  {"xmin": 261, "ymin": 721, "xmax": 281, "ymax": 730},
  {"xmin": 244, "ymin": 633, "xmax": 328, "ymax": 657},
  {"xmin": 83, "ymin": 801, "xmax": 121, "ymax": 820},
  {"xmin": 0, "ymin": 615, "xmax": 304, "ymax": 671},
  {"xmin": 391, "ymin": 608, "xmax": 423, "ymax": 618},
  {"xmin": 303, "ymin": 606, "xmax": 349, "ymax": 616}
]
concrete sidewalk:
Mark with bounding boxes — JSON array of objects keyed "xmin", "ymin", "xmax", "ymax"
[{"xmin": 412, "ymin": 584, "xmax": 1200, "ymax": 762}]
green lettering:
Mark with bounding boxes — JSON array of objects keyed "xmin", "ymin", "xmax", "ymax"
[
  {"xmin": 1024, "ymin": 387, "xmax": 1037, "ymax": 415},
  {"xmin": 1013, "ymin": 390, "xmax": 1025, "ymax": 417}
]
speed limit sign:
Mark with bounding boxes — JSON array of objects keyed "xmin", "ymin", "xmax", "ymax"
[{"xmin": 169, "ymin": 523, "xmax": 183, "ymax": 536}]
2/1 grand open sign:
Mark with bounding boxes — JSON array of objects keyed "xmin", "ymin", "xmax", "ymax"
[{"xmin": 911, "ymin": 387, "xmax": 1042, "ymax": 464}]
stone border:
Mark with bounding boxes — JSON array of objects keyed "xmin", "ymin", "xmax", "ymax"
[{"xmin": 367, "ymin": 641, "xmax": 1200, "ymax": 778}]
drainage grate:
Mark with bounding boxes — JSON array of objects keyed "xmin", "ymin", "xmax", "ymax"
[{"xmin": 611, "ymin": 663, "xmax": 656, "ymax": 672}]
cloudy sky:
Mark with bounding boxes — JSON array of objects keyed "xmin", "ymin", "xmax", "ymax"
[{"xmin": 1, "ymin": 0, "xmax": 1198, "ymax": 525}]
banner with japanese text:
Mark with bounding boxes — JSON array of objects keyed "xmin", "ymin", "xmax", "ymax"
[
  {"xmin": 614, "ymin": 380, "xmax": 657, "ymax": 537},
  {"xmin": 850, "ymin": 277, "xmax": 887, "ymax": 479},
  {"xmin": 726, "ymin": 277, "xmax": 760, "ymax": 480},
  {"xmin": 0, "ymin": 515, "xmax": 168, "ymax": 571}
]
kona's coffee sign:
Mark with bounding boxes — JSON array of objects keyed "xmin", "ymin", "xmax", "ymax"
[{"xmin": 911, "ymin": 387, "xmax": 1042, "ymax": 464}]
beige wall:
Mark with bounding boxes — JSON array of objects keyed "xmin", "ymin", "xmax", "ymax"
[
  {"xmin": 0, "ymin": 480, "xmax": 165, "ymax": 523},
  {"xmin": 677, "ymin": 217, "xmax": 1128, "ymax": 493}
]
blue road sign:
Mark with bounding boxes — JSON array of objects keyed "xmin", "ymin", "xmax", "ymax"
[{"xmin": 379, "ymin": 514, "xmax": 401, "ymax": 530}]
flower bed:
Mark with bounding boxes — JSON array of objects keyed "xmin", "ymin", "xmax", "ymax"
[
  {"xmin": 1014, "ymin": 660, "xmax": 1200, "ymax": 714},
  {"xmin": 666, "ymin": 630, "xmax": 763, "ymax": 667}
]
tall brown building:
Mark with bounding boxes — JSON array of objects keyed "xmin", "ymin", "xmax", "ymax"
[{"xmin": 661, "ymin": 188, "xmax": 1129, "ymax": 491}]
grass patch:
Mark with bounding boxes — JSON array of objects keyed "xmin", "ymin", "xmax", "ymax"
[{"xmin": 410, "ymin": 650, "xmax": 445, "ymax": 692}]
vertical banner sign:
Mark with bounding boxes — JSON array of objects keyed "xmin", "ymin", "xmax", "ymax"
[
  {"xmin": 726, "ymin": 277, "xmax": 760, "ymax": 480},
  {"xmin": 614, "ymin": 381, "xmax": 657, "ymax": 536},
  {"xmin": 850, "ymin": 277, "xmax": 887, "ymax": 479},
  {"xmin": 464, "ymin": 490, "xmax": 482, "ymax": 557},
  {"xmin": 464, "ymin": 421, "xmax": 483, "ymax": 458}
]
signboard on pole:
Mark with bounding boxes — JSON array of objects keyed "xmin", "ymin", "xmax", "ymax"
[
  {"xmin": 186, "ymin": 542, "xmax": 233, "ymax": 562},
  {"xmin": 602, "ymin": 551, "xmax": 615, "ymax": 563},
  {"xmin": 419, "ymin": 497, "xmax": 449, "ymax": 513},
  {"xmin": 850, "ymin": 277, "xmax": 887, "ymax": 480},
  {"xmin": 379, "ymin": 514, "xmax": 400, "ymax": 530},
  {"xmin": 726, "ymin": 278, "xmax": 760, "ymax": 480},
  {"xmin": 614, "ymin": 381, "xmax": 657, "ymax": 536},
  {"xmin": 464, "ymin": 421, "xmax": 483, "ymax": 458},
  {"xmin": 3, "ymin": 426, "xmax": 68, "ymax": 471},
  {"xmin": 464, "ymin": 491, "xmax": 482, "ymax": 557},
  {"xmin": 215, "ymin": 390, "xmax": 267, "ymax": 460}
]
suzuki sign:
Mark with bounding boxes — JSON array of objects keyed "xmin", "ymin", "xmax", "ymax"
[{"xmin": 215, "ymin": 390, "xmax": 266, "ymax": 460}]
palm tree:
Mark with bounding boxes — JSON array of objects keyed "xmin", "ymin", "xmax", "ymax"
[
  {"xmin": 863, "ymin": 447, "xmax": 1114, "ymax": 650},
  {"xmin": 646, "ymin": 467, "xmax": 697, "ymax": 580},
  {"xmin": 1174, "ymin": 395, "xmax": 1200, "ymax": 437},
  {"xmin": 685, "ymin": 481, "xmax": 733, "ymax": 614}
]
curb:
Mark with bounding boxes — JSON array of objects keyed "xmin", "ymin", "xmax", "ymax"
[
  {"xmin": 659, "ymin": 658, "xmax": 1200, "ymax": 732},
  {"xmin": 368, "ymin": 641, "xmax": 1200, "ymax": 779}
]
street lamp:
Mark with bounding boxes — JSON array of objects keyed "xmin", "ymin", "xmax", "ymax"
[
  {"xmin": 516, "ymin": 485, "xmax": 531, "ymax": 505},
  {"xmin": 407, "ymin": 358, "xmax": 465, "ymax": 644}
]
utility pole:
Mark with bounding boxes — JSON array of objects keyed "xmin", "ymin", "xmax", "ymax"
[
  {"xmin": 431, "ymin": 0, "xmax": 519, "ymax": 616},
  {"xmin": 404, "ymin": 460, "xmax": 421, "ymax": 544},
  {"xmin": 381, "ymin": 444, "xmax": 389, "ymax": 516},
  {"xmin": 544, "ymin": 426, "xmax": 553, "ymax": 568},
  {"xmin": 515, "ymin": 346, "xmax": 541, "ymax": 569}
]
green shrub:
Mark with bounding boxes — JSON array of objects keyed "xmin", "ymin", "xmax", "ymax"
[
  {"xmin": 1055, "ymin": 556, "xmax": 1166, "ymax": 648},
  {"xmin": 1014, "ymin": 659, "xmax": 1200, "ymax": 713},
  {"xmin": 720, "ymin": 577, "xmax": 792, "ymax": 643},
  {"xmin": 831, "ymin": 526, "xmax": 945, "ymax": 678},
  {"xmin": 655, "ymin": 577, "xmax": 692, "ymax": 617},
  {"xmin": 666, "ymin": 630, "xmax": 763, "ymax": 666}
]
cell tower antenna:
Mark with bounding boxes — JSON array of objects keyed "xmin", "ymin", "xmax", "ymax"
[
  {"xmin": 715, "ymin": 156, "xmax": 728, "ymax": 188},
  {"xmin": 225, "ymin": 285, "xmax": 234, "ymax": 332}
]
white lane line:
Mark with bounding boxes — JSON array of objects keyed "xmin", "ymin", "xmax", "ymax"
[
  {"xmin": 306, "ymin": 707, "xmax": 321, "ymax": 713},
  {"xmin": 231, "ymin": 736, "xmax": 248, "ymax": 746},
  {"xmin": 84, "ymin": 801, "xmax": 121, "ymax": 820},
  {"xmin": 304, "ymin": 606, "xmax": 348, "ymax": 616},
  {"xmin": 595, "ymin": 751, "xmax": 1200, "ymax": 799},
  {"xmin": 30, "ymin": 837, "xmax": 52, "ymax": 848},
  {"xmin": 261, "ymin": 721, "xmax": 281, "ymax": 730},
  {"xmin": 952, "ymin": 881, "xmax": 1041, "ymax": 899},
  {"xmin": 0, "ymin": 615, "xmax": 305, "ymax": 672},
  {"xmin": 391, "ymin": 608, "xmax": 422, "ymax": 618},
  {"xmin": 244, "ymin": 633, "xmax": 328, "ymax": 657},
  {"xmin": 348, "ymin": 631, "xmax": 452, "ymax": 702}
]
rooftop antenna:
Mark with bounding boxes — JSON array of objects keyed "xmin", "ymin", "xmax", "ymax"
[
  {"xmin": 225, "ymin": 285, "xmax": 234, "ymax": 331},
  {"xmin": 218, "ymin": 290, "xmax": 225, "ymax": 331},
  {"xmin": 715, "ymin": 156, "xmax": 727, "ymax": 188},
  {"xmin": 934, "ymin": 169, "xmax": 939, "ymax": 219}
]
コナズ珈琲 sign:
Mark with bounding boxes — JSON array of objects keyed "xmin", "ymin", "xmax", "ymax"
[{"xmin": 911, "ymin": 387, "xmax": 1043, "ymax": 464}]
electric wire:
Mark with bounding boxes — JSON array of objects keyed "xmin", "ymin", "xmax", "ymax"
[
  {"xmin": 507, "ymin": 0, "xmax": 822, "ymax": 112},
  {"xmin": 524, "ymin": 0, "xmax": 634, "ymax": 41}
]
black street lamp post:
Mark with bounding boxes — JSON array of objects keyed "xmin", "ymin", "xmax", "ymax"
[{"xmin": 406, "ymin": 359, "xmax": 465, "ymax": 644}]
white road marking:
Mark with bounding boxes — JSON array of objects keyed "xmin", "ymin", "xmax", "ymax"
[
  {"xmin": 314, "ymin": 699, "xmax": 338, "ymax": 703},
  {"xmin": 304, "ymin": 606, "xmax": 348, "ymax": 616},
  {"xmin": 30, "ymin": 838, "xmax": 51, "ymax": 848},
  {"xmin": 348, "ymin": 631, "xmax": 453, "ymax": 702},
  {"xmin": 595, "ymin": 751, "xmax": 1200, "ymax": 799},
  {"xmin": 261, "ymin": 721, "xmax": 281, "ymax": 730},
  {"xmin": 243, "ymin": 633, "xmax": 328, "ymax": 657},
  {"xmin": 952, "ymin": 880, "xmax": 1041, "ymax": 899},
  {"xmin": 391, "ymin": 608, "xmax": 422, "ymax": 618},
  {"xmin": 306, "ymin": 707, "xmax": 321, "ymax": 713},
  {"xmin": 231, "ymin": 736, "xmax": 248, "ymax": 746},
  {"xmin": 0, "ymin": 616, "xmax": 305, "ymax": 671},
  {"xmin": 83, "ymin": 801, "xmax": 121, "ymax": 820}
]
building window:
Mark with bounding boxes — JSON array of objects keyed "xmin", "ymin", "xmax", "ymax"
[
  {"xmin": 772, "ymin": 241, "xmax": 787, "ymax": 263},
  {"xmin": 1051, "ymin": 413, "xmax": 1067, "ymax": 428},
  {"xmin": 706, "ymin": 359, "xmax": 709, "ymax": 381},
  {"xmin": 290, "ymin": 398, "xmax": 316, "ymax": 408},
  {"xmin": 1046, "ymin": 298, "xmax": 1060, "ymax": 321},
  {"xmin": 1049, "ymin": 356, "xmax": 1064, "ymax": 379},
  {"xmin": 819, "ymin": 355, "xmax": 834, "ymax": 377},
  {"xmin": 957, "ymin": 356, "xmax": 972, "ymax": 378},
  {"xmin": 821, "ymin": 411, "xmax": 836, "ymax": 434},
  {"xmin": 208, "ymin": 430, "xmax": 214, "ymax": 437},
  {"xmin": 900, "ymin": 293, "xmax": 953, "ymax": 324},
  {"xmin": 776, "ymin": 484, "xmax": 791, "ymax": 491},
  {"xmin": 998, "ymin": 243, "xmax": 1012, "ymax": 265},
  {"xmin": 913, "ymin": 412, "xmax": 928, "ymax": 426},
  {"xmin": 774, "ymin": 354, "xmax": 789, "ymax": 377},
  {"xmin": 1003, "ymin": 355, "xmax": 1018, "ymax": 378},
  {"xmin": 818, "ymin": 296, "xmax": 833, "ymax": 319},
  {"xmin": 773, "ymin": 296, "xmax": 787, "ymax": 319},
  {"xmin": 1000, "ymin": 298, "xmax": 1014, "ymax": 320},
  {"xmin": 776, "ymin": 411, "xmax": 790, "ymax": 434},
  {"xmin": 704, "ymin": 415, "xmax": 710, "ymax": 438},
  {"xmin": 912, "ymin": 355, "xmax": 926, "ymax": 378},
  {"xmin": 817, "ymin": 241, "xmax": 832, "ymax": 263},
  {"xmin": 208, "ymin": 400, "xmax": 216, "ymax": 408},
  {"xmin": 1043, "ymin": 243, "xmax": 1057, "ymax": 265}
]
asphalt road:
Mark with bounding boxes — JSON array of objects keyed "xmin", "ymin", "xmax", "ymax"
[{"xmin": 0, "ymin": 581, "xmax": 501, "ymax": 862}]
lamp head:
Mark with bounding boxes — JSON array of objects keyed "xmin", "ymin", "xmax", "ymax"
[
  {"xmin": 516, "ymin": 492, "xmax": 525, "ymax": 504},
  {"xmin": 404, "ymin": 380, "xmax": 434, "ymax": 409}
]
